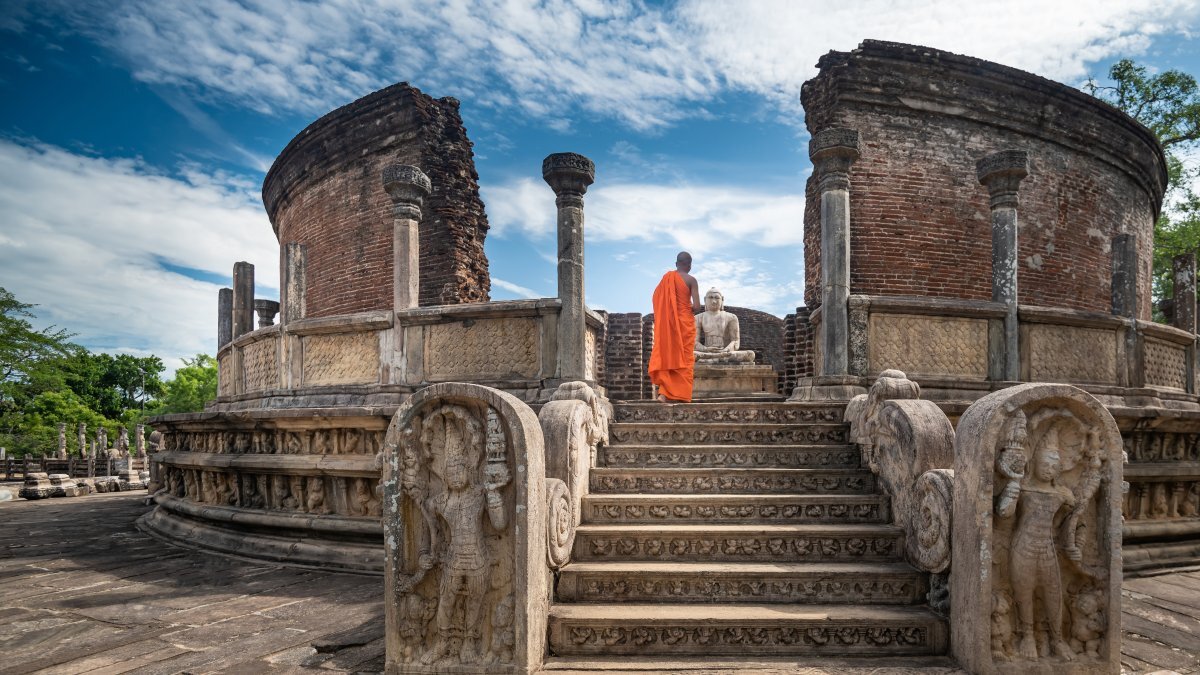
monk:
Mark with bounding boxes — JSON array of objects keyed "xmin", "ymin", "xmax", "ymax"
[{"xmin": 648, "ymin": 252, "xmax": 703, "ymax": 402}]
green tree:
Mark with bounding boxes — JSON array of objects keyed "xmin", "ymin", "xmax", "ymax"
[
  {"xmin": 150, "ymin": 354, "xmax": 217, "ymax": 415},
  {"xmin": 1086, "ymin": 60, "xmax": 1200, "ymax": 314}
]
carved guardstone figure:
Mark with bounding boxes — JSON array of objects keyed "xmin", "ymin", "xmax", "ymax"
[{"xmin": 694, "ymin": 288, "xmax": 756, "ymax": 363}]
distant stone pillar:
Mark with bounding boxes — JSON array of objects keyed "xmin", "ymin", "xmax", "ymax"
[
  {"xmin": 382, "ymin": 164, "xmax": 431, "ymax": 312},
  {"xmin": 1112, "ymin": 234, "xmax": 1142, "ymax": 388},
  {"xmin": 810, "ymin": 129, "xmax": 860, "ymax": 377},
  {"xmin": 57, "ymin": 423, "xmax": 67, "ymax": 459},
  {"xmin": 254, "ymin": 299, "xmax": 280, "ymax": 328},
  {"xmin": 97, "ymin": 428, "xmax": 107, "ymax": 456},
  {"xmin": 217, "ymin": 288, "xmax": 233, "ymax": 350},
  {"xmin": 543, "ymin": 152, "xmax": 595, "ymax": 382},
  {"xmin": 232, "ymin": 262, "xmax": 255, "ymax": 338},
  {"xmin": 281, "ymin": 244, "xmax": 307, "ymax": 324},
  {"xmin": 77, "ymin": 423, "xmax": 86, "ymax": 458},
  {"xmin": 977, "ymin": 150, "xmax": 1029, "ymax": 382},
  {"xmin": 1173, "ymin": 254, "xmax": 1196, "ymax": 333},
  {"xmin": 135, "ymin": 424, "xmax": 146, "ymax": 458},
  {"xmin": 118, "ymin": 427, "xmax": 130, "ymax": 457}
]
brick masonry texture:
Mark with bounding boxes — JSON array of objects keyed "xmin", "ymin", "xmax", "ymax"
[
  {"xmin": 801, "ymin": 40, "xmax": 1168, "ymax": 321},
  {"xmin": 614, "ymin": 307, "xmax": 784, "ymax": 400},
  {"xmin": 263, "ymin": 83, "xmax": 490, "ymax": 318}
]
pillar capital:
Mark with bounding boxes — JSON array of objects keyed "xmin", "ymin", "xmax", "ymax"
[
  {"xmin": 254, "ymin": 299, "xmax": 280, "ymax": 328},
  {"xmin": 809, "ymin": 128, "xmax": 860, "ymax": 192},
  {"xmin": 382, "ymin": 164, "xmax": 431, "ymax": 220},
  {"xmin": 976, "ymin": 150, "xmax": 1029, "ymax": 209},
  {"xmin": 542, "ymin": 152, "xmax": 595, "ymax": 207}
]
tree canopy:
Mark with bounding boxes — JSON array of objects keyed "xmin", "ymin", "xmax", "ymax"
[
  {"xmin": 0, "ymin": 286, "xmax": 212, "ymax": 457},
  {"xmin": 1086, "ymin": 59, "xmax": 1200, "ymax": 313}
]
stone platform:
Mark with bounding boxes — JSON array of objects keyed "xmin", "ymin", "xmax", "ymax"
[
  {"xmin": 1, "ymin": 492, "xmax": 1199, "ymax": 673},
  {"xmin": 692, "ymin": 363, "xmax": 779, "ymax": 399}
]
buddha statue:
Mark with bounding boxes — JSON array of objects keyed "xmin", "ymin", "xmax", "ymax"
[{"xmin": 694, "ymin": 288, "xmax": 756, "ymax": 364}]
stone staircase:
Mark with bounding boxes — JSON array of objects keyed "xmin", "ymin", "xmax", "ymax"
[{"xmin": 546, "ymin": 401, "xmax": 948, "ymax": 666}]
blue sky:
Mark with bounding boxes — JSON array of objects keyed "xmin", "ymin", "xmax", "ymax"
[{"xmin": 2, "ymin": 0, "xmax": 1200, "ymax": 374}]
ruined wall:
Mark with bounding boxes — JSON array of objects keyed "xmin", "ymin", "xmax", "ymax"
[
  {"xmin": 263, "ymin": 83, "xmax": 490, "ymax": 318},
  {"xmin": 604, "ymin": 313, "xmax": 644, "ymax": 400},
  {"xmin": 801, "ymin": 41, "xmax": 1167, "ymax": 320}
]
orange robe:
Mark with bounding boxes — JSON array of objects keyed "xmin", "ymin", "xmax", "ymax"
[{"xmin": 648, "ymin": 271, "xmax": 695, "ymax": 402}]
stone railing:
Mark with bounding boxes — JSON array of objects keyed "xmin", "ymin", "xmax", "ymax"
[
  {"xmin": 802, "ymin": 294, "xmax": 1197, "ymax": 407},
  {"xmin": 214, "ymin": 299, "xmax": 607, "ymax": 407},
  {"xmin": 850, "ymin": 371, "xmax": 1124, "ymax": 672}
]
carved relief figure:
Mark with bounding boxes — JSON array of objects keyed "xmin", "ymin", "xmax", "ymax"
[
  {"xmin": 306, "ymin": 476, "xmax": 331, "ymax": 515},
  {"xmin": 1069, "ymin": 590, "xmax": 1104, "ymax": 658},
  {"xmin": 271, "ymin": 475, "xmax": 289, "ymax": 510},
  {"xmin": 420, "ymin": 405, "xmax": 511, "ymax": 665},
  {"xmin": 693, "ymin": 288, "xmax": 755, "ymax": 363},
  {"xmin": 350, "ymin": 477, "xmax": 377, "ymax": 517},
  {"xmin": 286, "ymin": 475, "xmax": 305, "ymax": 511},
  {"xmin": 990, "ymin": 591, "xmax": 1015, "ymax": 660}
]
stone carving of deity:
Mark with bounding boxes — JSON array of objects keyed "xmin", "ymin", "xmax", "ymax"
[{"xmin": 693, "ymin": 288, "xmax": 755, "ymax": 363}]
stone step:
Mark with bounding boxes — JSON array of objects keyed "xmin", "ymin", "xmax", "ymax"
[
  {"xmin": 573, "ymin": 523, "xmax": 905, "ymax": 563},
  {"xmin": 542, "ymin": 655, "xmax": 963, "ymax": 672},
  {"xmin": 612, "ymin": 402, "xmax": 845, "ymax": 425},
  {"xmin": 547, "ymin": 603, "xmax": 948, "ymax": 657},
  {"xmin": 556, "ymin": 561, "xmax": 926, "ymax": 604},
  {"xmin": 609, "ymin": 423, "xmax": 847, "ymax": 447},
  {"xmin": 581, "ymin": 494, "xmax": 888, "ymax": 524},
  {"xmin": 600, "ymin": 445, "xmax": 860, "ymax": 469},
  {"xmin": 590, "ymin": 468, "xmax": 875, "ymax": 495}
]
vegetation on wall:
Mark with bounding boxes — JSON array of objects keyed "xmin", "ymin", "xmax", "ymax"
[{"xmin": 0, "ymin": 286, "xmax": 216, "ymax": 457}]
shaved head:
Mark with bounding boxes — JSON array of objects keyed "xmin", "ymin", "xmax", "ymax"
[{"xmin": 676, "ymin": 251, "xmax": 692, "ymax": 265}]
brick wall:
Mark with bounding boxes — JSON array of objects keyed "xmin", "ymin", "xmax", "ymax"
[
  {"xmin": 263, "ymin": 83, "xmax": 490, "ymax": 318},
  {"xmin": 801, "ymin": 41, "xmax": 1166, "ymax": 321},
  {"xmin": 641, "ymin": 315, "xmax": 655, "ymax": 400},
  {"xmin": 604, "ymin": 313, "xmax": 644, "ymax": 400}
]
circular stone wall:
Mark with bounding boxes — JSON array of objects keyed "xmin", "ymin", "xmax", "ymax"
[
  {"xmin": 801, "ymin": 40, "xmax": 1168, "ymax": 320},
  {"xmin": 263, "ymin": 82, "xmax": 491, "ymax": 318}
]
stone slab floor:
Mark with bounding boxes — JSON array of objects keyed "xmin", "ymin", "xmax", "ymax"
[{"xmin": 0, "ymin": 493, "xmax": 1197, "ymax": 675}]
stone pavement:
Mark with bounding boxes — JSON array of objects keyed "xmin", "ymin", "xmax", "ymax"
[{"xmin": 0, "ymin": 492, "xmax": 1197, "ymax": 674}]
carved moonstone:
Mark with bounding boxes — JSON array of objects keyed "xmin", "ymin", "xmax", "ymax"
[{"xmin": 951, "ymin": 383, "xmax": 1123, "ymax": 674}]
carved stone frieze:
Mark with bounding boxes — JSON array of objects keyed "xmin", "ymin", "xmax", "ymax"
[
  {"xmin": 1124, "ymin": 431, "xmax": 1200, "ymax": 462},
  {"xmin": 1123, "ymin": 479, "xmax": 1200, "ymax": 520},
  {"xmin": 564, "ymin": 575, "xmax": 921, "ymax": 604},
  {"xmin": 590, "ymin": 471, "xmax": 868, "ymax": 494},
  {"xmin": 585, "ymin": 498, "xmax": 882, "ymax": 522},
  {"xmin": 241, "ymin": 337, "xmax": 279, "ymax": 392},
  {"xmin": 302, "ymin": 331, "xmax": 380, "ymax": 386},
  {"xmin": 156, "ymin": 465, "xmax": 382, "ymax": 519},
  {"xmin": 424, "ymin": 317, "xmax": 539, "ymax": 381},
  {"xmin": 380, "ymin": 382, "xmax": 548, "ymax": 674},
  {"xmin": 167, "ymin": 428, "xmax": 384, "ymax": 455},
  {"xmin": 576, "ymin": 532, "xmax": 900, "ymax": 561},
  {"xmin": 911, "ymin": 469, "xmax": 953, "ymax": 574},
  {"xmin": 601, "ymin": 448, "xmax": 860, "ymax": 469},
  {"xmin": 868, "ymin": 314, "xmax": 988, "ymax": 379},
  {"xmin": 1026, "ymin": 324, "xmax": 1118, "ymax": 385},
  {"xmin": 1143, "ymin": 337, "xmax": 1188, "ymax": 390},
  {"xmin": 613, "ymin": 405, "xmax": 842, "ymax": 424},
  {"xmin": 951, "ymin": 383, "xmax": 1123, "ymax": 674},
  {"xmin": 557, "ymin": 624, "xmax": 931, "ymax": 652},
  {"xmin": 609, "ymin": 425, "xmax": 847, "ymax": 446},
  {"xmin": 217, "ymin": 351, "xmax": 234, "ymax": 397}
]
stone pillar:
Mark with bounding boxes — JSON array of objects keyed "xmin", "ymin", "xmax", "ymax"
[
  {"xmin": 77, "ymin": 423, "xmax": 86, "ymax": 458},
  {"xmin": 543, "ymin": 152, "xmax": 595, "ymax": 382},
  {"xmin": 57, "ymin": 423, "xmax": 67, "ymax": 459},
  {"xmin": 118, "ymin": 427, "xmax": 130, "ymax": 457},
  {"xmin": 382, "ymin": 164, "xmax": 431, "ymax": 312},
  {"xmin": 135, "ymin": 424, "xmax": 146, "ymax": 458},
  {"xmin": 254, "ymin": 299, "xmax": 280, "ymax": 328},
  {"xmin": 281, "ymin": 243, "xmax": 308, "ymax": 324},
  {"xmin": 217, "ymin": 287, "xmax": 233, "ymax": 350},
  {"xmin": 97, "ymin": 429, "xmax": 107, "ymax": 456},
  {"xmin": 1172, "ymin": 254, "xmax": 1196, "ymax": 332},
  {"xmin": 1173, "ymin": 253, "xmax": 1197, "ymax": 394},
  {"xmin": 280, "ymin": 243, "xmax": 307, "ymax": 390},
  {"xmin": 232, "ymin": 262, "xmax": 255, "ymax": 338},
  {"xmin": 977, "ymin": 150, "xmax": 1029, "ymax": 382},
  {"xmin": 810, "ymin": 129, "xmax": 860, "ymax": 377},
  {"xmin": 1112, "ymin": 234, "xmax": 1143, "ymax": 388}
]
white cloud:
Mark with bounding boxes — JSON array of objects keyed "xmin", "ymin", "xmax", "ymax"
[
  {"xmin": 485, "ymin": 179, "xmax": 805, "ymax": 257},
  {"xmin": 16, "ymin": 0, "xmax": 1198, "ymax": 130},
  {"xmin": 491, "ymin": 277, "xmax": 544, "ymax": 299},
  {"xmin": 0, "ymin": 139, "xmax": 278, "ymax": 374}
]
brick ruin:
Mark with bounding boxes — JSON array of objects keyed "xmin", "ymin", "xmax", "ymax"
[
  {"xmin": 140, "ymin": 41, "xmax": 1200, "ymax": 673},
  {"xmin": 262, "ymin": 82, "xmax": 490, "ymax": 318}
]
